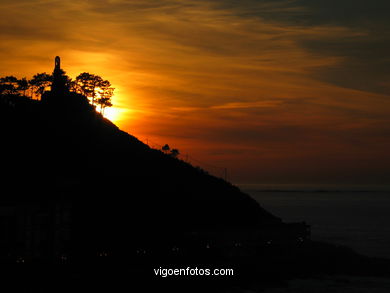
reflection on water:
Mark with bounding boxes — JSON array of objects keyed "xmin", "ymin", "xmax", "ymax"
[{"xmin": 238, "ymin": 184, "xmax": 390, "ymax": 259}]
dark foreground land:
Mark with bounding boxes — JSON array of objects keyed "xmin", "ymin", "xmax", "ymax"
[
  {"xmin": 1, "ymin": 243, "xmax": 390, "ymax": 292},
  {"xmin": 1, "ymin": 94, "xmax": 389, "ymax": 292}
]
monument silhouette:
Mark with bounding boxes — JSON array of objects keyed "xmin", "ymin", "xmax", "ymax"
[{"xmin": 51, "ymin": 56, "xmax": 68, "ymax": 96}]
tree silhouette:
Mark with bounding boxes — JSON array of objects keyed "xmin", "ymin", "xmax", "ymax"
[
  {"xmin": 98, "ymin": 80, "xmax": 114, "ymax": 99},
  {"xmin": 0, "ymin": 76, "xmax": 20, "ymax": 95},
  {"xmin": 67, "ymin": 79, "xmax": 79, "ymax": 93},
  {"xmin": 96, "ymin": 97, "xmax": 113, "ymax": 115},
  {"xmin": 17, "ymin": 78, "xmax": 29, "ymax": 96},
  {"xmin": 170, "ymin": 148, "xmax": 180, "ymax": 158},
  {"xmin": 1, "ymin": 66, "xmax": 115, "ymax": 111},
  {"xmin": 96, "ymin": 80, "xmax": 114, "ymax": 115},
  {"xmin": 161, "ymin": 145, "xmax": 180, "ymax": 157},
  {"xmin": 29, "ymin": 73, "xmax": 52, "ymax": 99},
  {"xmin": 162, "ymin": 144, "xmax": 170, "ymax": 153},
  {"xmin": 75, "ymin": 73, "xmax": 103, "ymax": 106}
]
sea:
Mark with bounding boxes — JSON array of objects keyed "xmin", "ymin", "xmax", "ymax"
[{"xmin": 237, "ymin": 184, "xmax": 390, "ymax": 259}]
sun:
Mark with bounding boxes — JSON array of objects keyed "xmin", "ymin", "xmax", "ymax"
[{"xmin": 102, "ymin": 106, "xmax": 123, "ymax": 123}]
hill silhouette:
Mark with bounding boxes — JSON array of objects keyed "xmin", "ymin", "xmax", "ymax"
[
  {"xmin": 0, "ymin": 91, "xmax": 284, "ymax": 254},
  {"xmin": 1, "ymin": 75, "xmax": 390, "ymax": 292}
]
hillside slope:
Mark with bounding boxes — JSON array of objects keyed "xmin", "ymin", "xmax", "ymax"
[{"xmin": 0, "ymin": 94, "xmax": 282, "ymax": 255}]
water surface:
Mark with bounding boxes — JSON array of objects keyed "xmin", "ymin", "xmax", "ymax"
[{"xmin": 238, "ymin": 184, "xmax": 390, "ymax": 259}]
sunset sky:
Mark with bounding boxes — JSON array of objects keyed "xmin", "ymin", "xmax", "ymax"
[{"xmin": 1, "ymin": 0, "xmax": 390, "ymax": 184}]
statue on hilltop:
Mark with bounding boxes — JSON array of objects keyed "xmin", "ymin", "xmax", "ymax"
[{"xmin": 51, "ymin": 56, "xmax": 68, "ymax": 96}]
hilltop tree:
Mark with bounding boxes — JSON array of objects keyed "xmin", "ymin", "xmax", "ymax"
[
  {"xmin": 29, "ymin": 73, "xmax": 52, "ymax": 99},
  {"xmin": 17, "ymin": 78, "xmax": 29, "ymax": 96},
  {"xmin": 96, "ymin": 80, "xmax": 114, "ymax": 115},
  {"xmin": 67, "ymin": 78, "xmax": 79, "ymax": 92},
  {"xmin": 98, "ymin": 80, "xmax": 113, "ymax": 99},
  {"xmin": 96, "ymin": 97, "xmax": 113, "ymax": 115},
  {"xmin": 0, "ymin": 69, "xmax": 115, "ymax": 112},
  {"xmin": 75, "ymin": 73, "xmax": 103, "ymax": 106},
  {"xmin": 0, "ymin": 76, "xmax": 20, "ymax": 95}
]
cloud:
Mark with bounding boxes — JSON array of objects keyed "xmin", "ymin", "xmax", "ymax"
[
  {"xmin": 1, "ymin": 0, "xmax": 390, "ymax": 183},
  {"xmin": 210, "ymin": 100, "xmax": 282, "ymax": 109}
]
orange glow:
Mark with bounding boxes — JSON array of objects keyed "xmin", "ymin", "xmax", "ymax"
[
  {"xmin": 102, "ymin": 106, "xmax": 125, "ymax": 123},
  {"xmin": 1, "ymin": 1, "xmax": 390, "ymax": 184}
]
